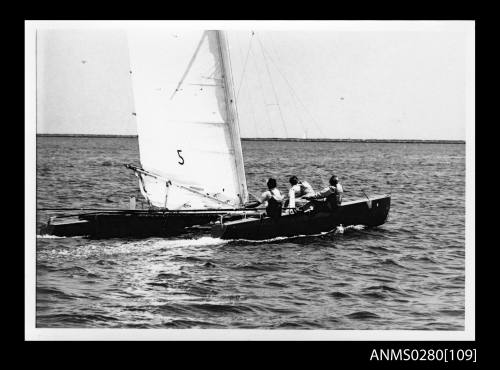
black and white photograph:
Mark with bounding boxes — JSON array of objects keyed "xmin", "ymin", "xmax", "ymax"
[{"xmin": 26, "ymin": 20, "xmax": 474, "ymax": 341}]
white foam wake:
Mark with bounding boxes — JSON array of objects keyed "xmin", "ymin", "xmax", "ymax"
[
  {"xmin": 230, "ymin": 224, "xmax": 366, "ymax": 243},
  {"xmin": 154, "ymin": 236, "xmax": 228, "ymax": 248},
  {"xmin": 234, "ymin": 230, "xmax": 334, "ymax": 244},
  {"xmin": 37, "ymin": 234, "xmax": 68, "ymax": 239}
]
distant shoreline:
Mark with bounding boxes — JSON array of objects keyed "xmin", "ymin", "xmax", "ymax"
[{"xmin": 36, "ymin": 134, "xmax": 465, "ymax": 144}]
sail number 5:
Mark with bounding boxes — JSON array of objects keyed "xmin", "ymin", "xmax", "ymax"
[{"xmin": 177, "ymin": 150, "xmax": 185, "ymax": 165}]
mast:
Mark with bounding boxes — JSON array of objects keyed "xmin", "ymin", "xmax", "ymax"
[{"xmin": 216, "ymin": 30, "xmax": 249, "ymax": 204}]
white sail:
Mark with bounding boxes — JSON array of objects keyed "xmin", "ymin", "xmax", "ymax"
[{"xmin": 127, "ymin": 30, "xmax": 248, "ymax": 209}]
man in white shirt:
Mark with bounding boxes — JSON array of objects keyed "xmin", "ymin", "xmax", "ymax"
[{"xmin": 287, "ymin": 175, "xmax": 315, "ymax": 209}]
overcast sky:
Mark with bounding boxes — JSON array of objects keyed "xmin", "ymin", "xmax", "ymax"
[{"xmin": 35, "ymin": 22, "xmax": 473, "ymax": 140}]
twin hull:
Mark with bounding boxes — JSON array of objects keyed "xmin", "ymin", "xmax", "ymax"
[
  {"xmin": 42, "ymin": 195, "xmax": 390, "ymax": 240},
  {"xmin": 42, "ymin": 211, "xmax": 220, "ymax": 238}
]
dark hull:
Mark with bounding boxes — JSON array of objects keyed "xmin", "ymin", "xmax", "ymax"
[
  {"xmin": 42, "ymin": 211, "xmax": 222, "ymax": 238},
  {"xmin": 211, "ymin": 195, "xmax": 391, "ymax": 240}
]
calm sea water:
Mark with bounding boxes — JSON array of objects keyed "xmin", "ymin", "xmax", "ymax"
[{"xmin": 36, "ymin": 137, "xmax": 465, "ymax": 329}]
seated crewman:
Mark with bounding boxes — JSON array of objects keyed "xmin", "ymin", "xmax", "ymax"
[
  {"xmin": 287, "ymin": 175, "xmax": 315, "ymax": 209},
  {"xmin": 245, "ymin": 178, "xmax": 284, "ymax": 219},
  {"xmin": 303, "ymin": 175, "xmax": 343, "ymax": 212}
]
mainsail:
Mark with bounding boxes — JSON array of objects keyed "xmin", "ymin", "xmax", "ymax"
[{"xmin": 127, "ymin": 30, "xmax": 248, "ymax": 210}]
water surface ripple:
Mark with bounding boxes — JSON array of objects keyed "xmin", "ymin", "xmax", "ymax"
[{"xmin": 36, "ymin": 137, "xmax": 465, "ymax": 329}]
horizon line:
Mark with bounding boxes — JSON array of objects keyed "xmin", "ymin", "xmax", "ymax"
[{"xmin": 36, "ymin": 134, "xmax": 465, "ymax": 144}]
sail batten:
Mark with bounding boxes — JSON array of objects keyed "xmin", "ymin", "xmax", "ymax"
[{"xmin": 128, "ymin": 30, "xmax": 248, "ymax": 210}]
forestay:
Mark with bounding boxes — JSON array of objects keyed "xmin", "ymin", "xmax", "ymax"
[{"xmin": 127, "ymin": 30, "xmax": 248, "ymax": 209}]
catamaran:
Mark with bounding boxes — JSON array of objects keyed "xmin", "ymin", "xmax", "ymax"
[{"xmin": 41, "ymin": 30, "xmax": 391, "ymax": 240}]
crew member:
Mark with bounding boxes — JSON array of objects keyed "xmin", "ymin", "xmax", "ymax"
[
  {"xmin": 246, "ymin": 178, "xmax": 284, "ymax": 219},
  {"xmin": 287, "ymin": 175, "xmax": 315, "ymax": 209},
  {"xmin": 304, "ymin": 175, "xmax": 343, "ymax": 211}
]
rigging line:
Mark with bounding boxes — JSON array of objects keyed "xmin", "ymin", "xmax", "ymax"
[
  {"xmin": 267, "ymin": 33, "xmax": 306, "ymax": 137},
  {"xmin": 248, "ymin": 87, "xmax": 259, "ymax": 138},
  {"xmin": 261, "ymin": 45, "xmax": 326, "ymax": 138},
  {"xmin": 257, "ymin": 34, "xmax": 289, "ymax": 138},
  {"xmin": 262, "ymin": 45, "xmax": 325, "ymax": 138},
  {"xmin": 241, "ymin": 70, "xmax": 259, "ymax": 138},
  {"xmin": 236, "ymin": 32, "xmax": 259, "ymax": 137},
  {"xmin": 249, "ymin": 42, "xmax": 275, "ymax": 138},
  {"xmin": 236, "ymin": 31, "xmax": 254, "ymax": 100},
  {"xmin": 266, "ymin": 32, "xmax": 326, "ymax": 138}
]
